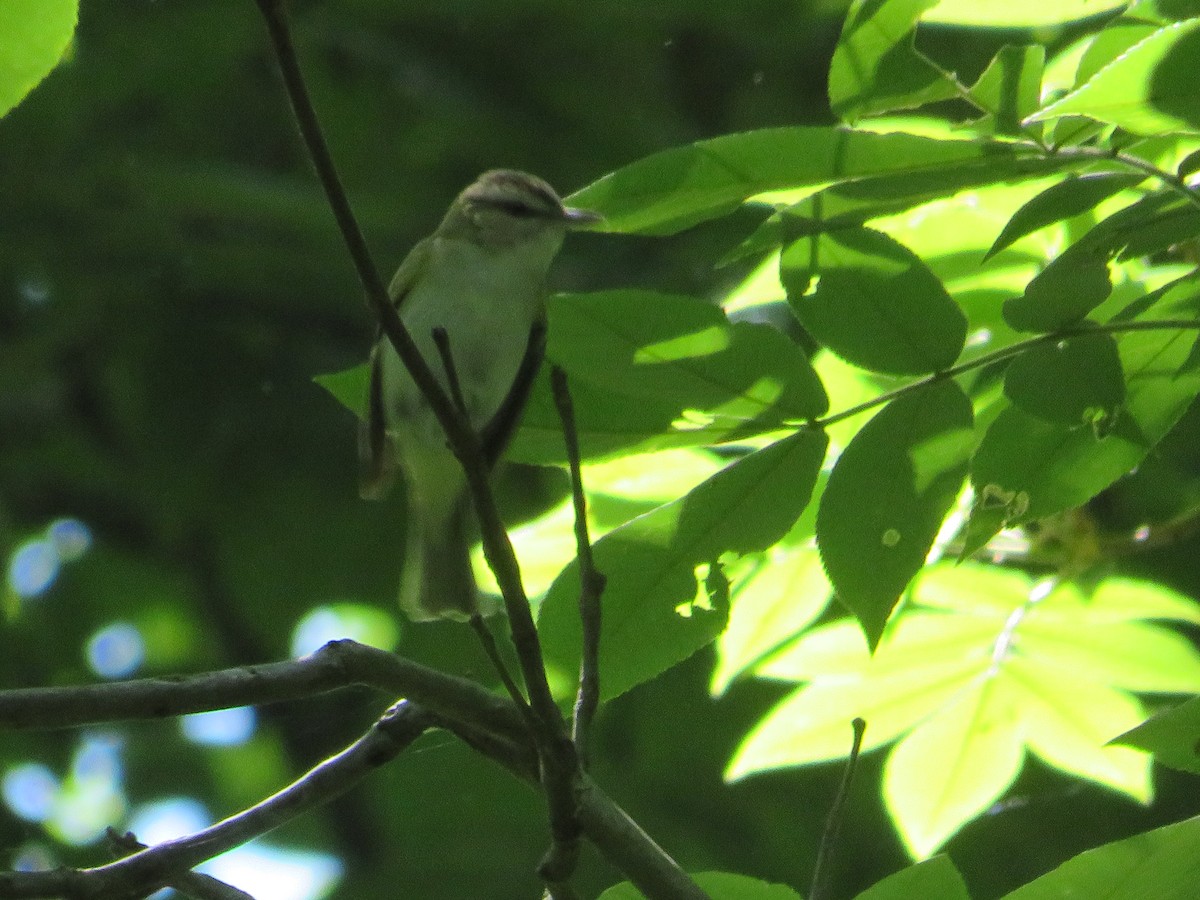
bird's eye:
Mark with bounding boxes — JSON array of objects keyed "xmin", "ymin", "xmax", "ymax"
[{"xmin": 492, "ymin": 200, "xmax": 542, "ymax": 218}]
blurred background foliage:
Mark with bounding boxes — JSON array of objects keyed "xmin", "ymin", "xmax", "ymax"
[{"xmin": 3, "ymin": 2, "xmax": 1200, "ymax": 899}]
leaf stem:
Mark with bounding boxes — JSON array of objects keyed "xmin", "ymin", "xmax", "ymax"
[{"xmin": 816, "ymin": 318, "xmax": 1200, "ymax": 429}]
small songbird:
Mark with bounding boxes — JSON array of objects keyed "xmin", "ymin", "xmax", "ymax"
[{"xmin": 360, "ymin": 170, "xmax": 599, "ymax": 621}]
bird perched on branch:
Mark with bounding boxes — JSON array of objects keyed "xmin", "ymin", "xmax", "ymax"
[{"xmin": 360, "ymin": 170, "xmax": 599, "ymax": 621}]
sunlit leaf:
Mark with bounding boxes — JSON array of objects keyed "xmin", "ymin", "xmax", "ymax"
[
  {"xmin": 921, "ymin": 0, "xmax": 1127, "ymax": 26},
  {"xmin": 828, "ymin": 0, "xmax": 956, "ymax": 123},
  {"xmin": 1028, "ymin": 19, "xmax": 1200, "ymax": 135},
  {"xmin": 539, "ymin": 429, "xmax": 827, "ymax": 701},
  {"xmin": 884, "ymin": 677, "xmax": 1025, "ymax": 858},
  {"xmin": 0, "ymin": 0, "xmax": 77, "ymax": 119},
  {"xmin": 968, "ymin": 45, "xmax": 1045, "ymax": 137}
]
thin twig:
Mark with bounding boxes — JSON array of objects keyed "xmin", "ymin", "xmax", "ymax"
[
  {"xmin": 815, "ymin": 318, "xmax": 1200, "ymax": 430},
  {"xmin": 470, "ymin": 614, "xmax": 534, "ymax": 720},
  {"xmin": 809, "ymin": 718, "xmax": 867, "ymax": 900},
  {"xmin": 0, "ymin": 702, "xmax": 433, "ymax": 900},
  {"xmin": 550, "ymin": 366, "xmax": 606, "ymax": 767},
  {"xmin": 431, "ymin": 326, "xmax": 469, "ymax": 417}
]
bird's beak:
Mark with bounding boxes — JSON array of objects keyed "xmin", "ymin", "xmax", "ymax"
[{"xmin": 562, "ymin": 206, "xmax": 603, "ymax": 228}]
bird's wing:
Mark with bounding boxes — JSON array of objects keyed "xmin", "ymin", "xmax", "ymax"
[
  {"xmin": 480, "ymin": 317, "xmax": 547, "ymax": 469},
  {"xmin": 358, "ymin": 239, "xmax": 432, "ymax": 499}
]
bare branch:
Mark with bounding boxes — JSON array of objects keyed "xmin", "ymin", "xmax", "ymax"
[
  {"xmin": 0, "ymin": 639, "xmax": 524, "ymax": 741},
  {"xmin": 0, "ymin": 702, "xmax": 432, "ymax": 900},
  {"xmin": 550, "ymin": 366, "xmax": 606, "ymax": 767}
]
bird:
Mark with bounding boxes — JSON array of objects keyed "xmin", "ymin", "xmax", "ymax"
[{"xmin": 359, "ymin": 170, "xmax": 599, "ymax": 621}]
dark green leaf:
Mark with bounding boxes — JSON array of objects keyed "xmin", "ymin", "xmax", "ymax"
[
  {"xmin": 968, "ymin": 45, "xmax": 1045, "ymax": 137},
  {"xmin": 965, "ymin": 288, "xmax": 1200, "ymax": 552},
  {"xmin": 784, "ymin": 227, "xmax": 967, "ymax": 375},
  {"xmin": 853, "ymin": 856, "xmax": 970, "ymax": 900},
  {"xmin": 999, "ymin": 815, "xmax": 1200, "ymax": 900},
  {"xmin": 1114, "ymin": 695, "xmax": 1200, "ymax": 774},
  {"xmin": 1003, "ymin": 240, "xmax": 1113, "ymax": 332},
  {"xmin": 1004, "ymin": 331, "xmax": 1126, "ymax": 427},
  {"xmin": 510, "ymin": 290, "xmax": 827, "ymax": 463},
  {"xmin": 818, "ymin": 380, "xmax": 974, "ymax": 647},
  {"xmin": 986, "ymin": 173, "xmax": 1147, "ymax": 260},
  {"xmin": 539, "ymin": 429, "xmax": 827, "ymax": 700}
]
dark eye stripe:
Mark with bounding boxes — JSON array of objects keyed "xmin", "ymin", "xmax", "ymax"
[{"xmin": 491, "ymin": 199, "xmax": 544, "ymax": 218}]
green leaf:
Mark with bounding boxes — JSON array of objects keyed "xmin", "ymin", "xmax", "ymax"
[
  {"xmin": 968, "ymin": 45, "xmax": 1046, "ymax": 137},
  {"xmin": 852, "ymin": 856, "xmax": 969, "ymax": 900},
  {"xmin": 599, "ymin": 871, "xmax": 803, "ymax": 900},
  {"xmin": 712, "ymin": 549, "xmax": 831, "ymax": 696},
  {"xmin": 514, "ymin": 291, "xmax": 826, "ymax": 463},
  {"xmin": 818, "ymin": 380, "xmax": 974, "ymax": 646},
  {"xmin": 314, "ymin": 362, "xmax": 370, "ymax": 420},
  {"xmin": 0, "ymin": 0, "xmax": 78, "ymax": 119},
  {"xmin": 1000, "ymin": 815, "xmax": 1200, "ymax": 900},
  {"xmin": 549, "ymin": 289, "xmax": 826, "ymax": 418},
  {"xmin": 828, "ymin": 0, "xmax": 957, "ymax": 123},
  {"xmin": 1028, "ymin": 19, "xmax": 1200, "ymax": 135},
  {"xmin": 986, "ymin": 173, "xmax": 1147, "ymax": 260},
  {"xmin": 922, "ymin": 0, "xmax": 1127, "ymax": 26},
  {"xmin": 732, "ymin": 564, "xmax": 1200, "ymax": 856},
  {"xmin": 566, "ymin": 127, "xmax": 1059, "ymax": 235},
  {"xmin": 539, "ymin": 429, "xmax": 827, "ymax": 701},
  {"xmin": 1114, "ymin": 695, "xmax": 1200, "ymax": 774},
  {"xmin": 1003, "ymin": 240, "xmax": 1114, "ymax": 332},
  {"xmin": 784, "ymin": 227, "xmax": 968, "ymax": 375},
  {"xmin": 1004, "ymin": 331, "xmax": 1126, "ymax": 427},
  {"xmin": 884, "ymin": 677, "xmax": 1026, "ymax": 858}
]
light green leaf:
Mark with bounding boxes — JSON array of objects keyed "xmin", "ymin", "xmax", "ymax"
[
  {"xmin": 729, "ymin": 617, "xmax": 993, "ymax": 776},
  {"xmin": 1028, "ymin": 19, "xmax": 1200, "ymax": 135},
  {"xmin": 0, "ymin": 0, "xmax": 78, "ymax": 119},
  {"xmin": 852, "ymin": 856, "xmax": 969, "ymax": 900},
  {"xmin": 1114, "ymin": 695, "xmax": 1200, "ymax": 774},
  {"xmin": 712, "ymin": 544, "xmax": 831, "ymax": 696},
  {"xmin": 733, "ymin": 563, "xmax": 1200, "ymax": 856},
  {"xmin": 884, "ymin": 677, "xmax": 1025, "ymax": 858},
  {"xmin": 567, "ymin": 127, "xmax": 1062, "ymax": 235},
  {"xmin": 314, "ymin": 362, "xmax": 369, "ymax": 420},
  {"xmin": 1000, "ymin": 815, "xmax": 1200, "ymax": 900},
  {"xmin": 784, "ymin": 228, "xmax": 968, "ymax": 375},
  {"xmin": 1006, "ymin": 656, "xmax": 1151, "ymax": 802},
  {"xmin": 828, "ymin": 0, "xmax": 957, "ymax": 123},
  {"xmin": 539, "ymin": 429, "xmax": 827, "ymax": 701},
  {"xmin": 1004, "ymin": 331, "xmax": 1125, "ymax": 427},
  {"xmin": 922, "ymin": 0, "xmax": 1127, "ymax": 26},
  {"xmin": 818, "ymin": 380, "xmax": 974, "ymax": 646}
]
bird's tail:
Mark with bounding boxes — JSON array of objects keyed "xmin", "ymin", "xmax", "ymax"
[{"xmin": 398, "ymin": 490, "xmax": 480, "ymax": 621}]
